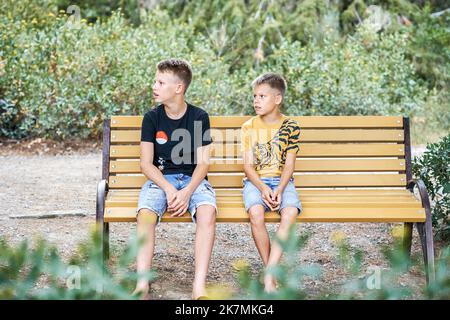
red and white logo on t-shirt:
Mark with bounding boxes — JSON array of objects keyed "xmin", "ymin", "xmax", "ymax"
[{"xmin": 155, "ymin": 131, "xmax": 168, "ymax": 144}]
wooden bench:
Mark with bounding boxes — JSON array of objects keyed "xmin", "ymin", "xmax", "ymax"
[{"xmin": 96, "ymin": 115, "xmax": 435, "ymax": 283}]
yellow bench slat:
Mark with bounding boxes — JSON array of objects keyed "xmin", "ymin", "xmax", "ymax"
[
  {"xmin": 104, "ymin": 207, "xmax": 425, "ymax": 223},
  {"xmin": 108, "ymin": 196, "xmax": 417, "ymax": 203},
  {"xmin": 110, "ymin": 116, "xmax": 404, "ymax": 129},
  {"xmin": 106, "ymin": 201, "xmax": 421, "ymax": 209},
  {"xmin": 107, "ymin": 196, "xmax": 417, "ymax": 203},
  {"xmin": 110, "ymin": 129, "xmax": 405, "ymax": 143},
  {"xmin": 110, "ymin": 143, "xmax": 405, "ymax": 158},
  {"xmin": 106, "ymin": 195, "xmax": 422, "ymax": 208},
  {"xmin": 107, "ymin": 188, "xmax": 414, "ymax": 196},
  {"xmin": 110, "ymin": 159, "xmax": 406, "ymax": 173},
  {"xmin": 108, "ymin": 173, "xmax": 407, "ymax": 188}
]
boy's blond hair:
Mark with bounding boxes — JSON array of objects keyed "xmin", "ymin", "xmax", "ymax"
[
  {"xmin": 157, "ymin": 59, "xmax": 192, "ymax": 93},
  {"xmin": 252, "ymin": 72, "xmax": 287, "ymax": 98}
]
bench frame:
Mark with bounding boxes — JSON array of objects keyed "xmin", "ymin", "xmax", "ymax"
[{"xmin": 96, "ymin": 117, "xmax": 436, "ymax": 284}]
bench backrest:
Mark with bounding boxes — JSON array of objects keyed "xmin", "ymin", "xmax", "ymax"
[{"xmin": 103, "ymin": 116, "xmax": 412, "ymax": 191}]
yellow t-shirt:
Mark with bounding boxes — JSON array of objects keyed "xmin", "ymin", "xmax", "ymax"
[{"xmin": 241, "ymin": 115, "xmax": 301, "ymax": 177}]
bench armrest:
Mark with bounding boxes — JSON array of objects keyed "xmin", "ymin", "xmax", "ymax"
[
  {"xmin": 96, "ymin": 179, "xmax": 109, "ymax": 222},
  {"xmin": 407, "ymin": 179, "xmax": 432, "ymax": 211}
]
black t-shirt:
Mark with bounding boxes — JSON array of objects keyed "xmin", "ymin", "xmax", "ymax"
[{"xmin": 140, "ymin": 103, "xmax": 213, "ymax": 176}]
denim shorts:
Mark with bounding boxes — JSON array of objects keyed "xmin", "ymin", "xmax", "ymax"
[
  {"xmin": 242, "ymin": 176, "xmax": 302, "ymax": 215},
  {"xmin": 136, "ymin": 173, "xmax": 217, "ymax": 224}
]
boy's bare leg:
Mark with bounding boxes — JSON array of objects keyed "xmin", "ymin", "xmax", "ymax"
[
  {"xmin": 133, "ymin": 209, "xmax": 158, "ymax": 299},
  {"xmin": 248, "ymin": 204, "xmax": 270, "ymax": 266},
  {"xmin": 264, "ymin": 207, "xmax": 298, "ymax": 292},
  {"xmin": 192, "ymin": 204, "xmax": 216, "ymax": 300}
]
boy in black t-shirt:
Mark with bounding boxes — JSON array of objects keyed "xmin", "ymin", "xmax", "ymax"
[{"xmin": 134, "ymin": 59, "xmax": 217, "ymax": 300}]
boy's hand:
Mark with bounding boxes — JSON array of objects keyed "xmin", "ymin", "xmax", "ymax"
[
  {"xmin": 164, "ymin": 185, "xmax": 179, "ymax": 212},
  {"xmin": 168, "ymin": 187, "xmax": 193, "ymax": 217},
  {"xmin": 271, "ymin": 187, "xmax": 283, "ymax": 211},
  {"xmin": 261, "ymin": 185, "xmax": 277, "ymax": 211}
]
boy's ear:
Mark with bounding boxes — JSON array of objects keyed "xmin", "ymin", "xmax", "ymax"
[
  {"xmin": 275, "ymin": 93, "xmax": 283, "ymax": 106},
  {"xmin": 175, "ymin": 83, "xmax": 185, "ymax": 94}
]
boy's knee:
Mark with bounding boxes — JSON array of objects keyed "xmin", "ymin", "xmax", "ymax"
[
  {"xmin": 280, "ymin": 207, "xmax": 298, "ymax": 223},
  {"xmin": 248, "ymin": 206, "xmax": 265, "ymax": 226},
  {"xmin": 196, "ymin": 206, "xmax": 216, "ymax": 227},
  {"xmin": 137, "ymin": 209, "xmax": 158, "ymax": 225}
]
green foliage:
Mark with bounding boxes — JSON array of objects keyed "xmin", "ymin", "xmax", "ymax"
[
  {"xmin": 262, "ymin": 25, "xmax": 427, "ymax": 116},
  {"xmin": 0, "ymin": 9, "xmax": 240, "ymax": 139},
  {"xmin": 159, "ymin": 0, "xmax": 426, "ymax": 64},
  {"xmin": 413, "ymin": 134, "xmax": 450, "ymax": 240},
  {"xmin": 425, "ymin": 246, "xmax": 450, "ymax": 299},
  {"xmin": 160, "ymin": 0, "xmax": 450, "ymax": 139},
  {"xmin": 0, "ymin": 6, "xmax": 431, "ymax": 140},
  {"xmin": 234, "ymin": 227, "xmax": 321, "ymax": 299},
  {"xmin": 233, "ymin": 227, "xmax": 450, "ymax": 300},
  {"xmin": 55, "ymin": 0, "xmax": 142, "ymax": 26},
  {"xmin": 409, "ymin": 6, "xmax": 450, "ymax": 91},
  {"xmin": 331, "ymin": 233, "xmax": 414, "ymax": 299},
  {"xmin": 0, "ymin": 228, "xmax": 156, "ymax": 299},
  {"xmin": 161, "ymin": 0, "xmax": 338, "ymax": 69},
  {"xmin": 0, "ymin": 0, "xmax": 448, "ymax": 141},
  {"xmin": 0, "ymin": 0, "xmax": 59, "ymax": 23},
  {"xmin": 338, "ymin": 233, "xmax": 450, "ymax": 299},
  {"xmin": 0, "ymin": 99, "xmax": 31, "ymax": 139}
]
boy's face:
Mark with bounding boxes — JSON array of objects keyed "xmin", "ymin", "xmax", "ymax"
[
  {"xmin": 253, "ymin": 84, "xmax": 283, "ymax": 116},
  {"xmin": 152, "ymin": 70, "xmax": 185, "ymax": 103}
]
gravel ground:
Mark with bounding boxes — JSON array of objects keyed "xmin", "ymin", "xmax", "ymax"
[{"xmin": 0, "ymin": 140, "xmax": 435, "ymax": 299}]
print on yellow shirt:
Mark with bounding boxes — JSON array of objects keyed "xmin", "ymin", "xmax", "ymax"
[{"xmin": 241, "ymin": 115, "xmax": 301, "ymax": 177}]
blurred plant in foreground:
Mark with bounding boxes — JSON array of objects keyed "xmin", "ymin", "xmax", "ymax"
[
  {"xmin": 1, "ymin": 223, "xmax": 448, "ymax": 299},
  {"xmin": 232, "ymin": 226, "xmax": 450, "ymax": 300},
  {"xmin": 0, "ymin": 226, "xmax": 156, "ymax": 299}
]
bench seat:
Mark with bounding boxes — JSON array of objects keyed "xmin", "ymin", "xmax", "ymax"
[{"xmin": 104, "ymin": 188, "xmax": 425, "ymax": 223}]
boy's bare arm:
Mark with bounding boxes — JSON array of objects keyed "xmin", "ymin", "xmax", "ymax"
[
  {"xmin": 277, "ymin": 152, "xmax": 296, "ymax": 192},
  {"xmin": 243, "ymin": 150, "xmax": 277, "ymax": 209},
  {"xmin": 186, "ymin": 143, "xmax": 211, "ymax": 192},
  {"xmin": 270, "ymin": 152, "xmax": 296, "ymax": 209},
  {"xmin": 140, "ymin": 141, "xmax": 175, "ymax": 193},
  {"xmin": 242, "ymin": 150, "xmax": 266, "ymax": 191},
  {"xmin": 168, "ymin": 144, "xmax": 211, "ymax": 216}
]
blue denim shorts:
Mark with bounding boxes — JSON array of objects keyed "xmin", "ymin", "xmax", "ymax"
[
  {"xmin": 136, "ymin": 173, "xmax": 217, "ymax": 224},
  {"xmin": 242, "ymin": 176, "xmax": 302, "ymax": 215}
]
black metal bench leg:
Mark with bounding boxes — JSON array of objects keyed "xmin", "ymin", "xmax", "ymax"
[
  {"xmin": 96, "ymin": 179, "xmax": 109, "ymax": 265},
  {"xmin": 424, "ymin": 213, "xmax": 436, "ymax": 283},
  {"xmin": 416, "ymin": 221, "xmax": 436, "ymax": 284},
  {"xmin": 416, "ymin": 222, "xmax": 427, "ymax": 264},
  {"xmin": 103, "ymin": 222, "xmax": 110, "ymax": 261},
  {"xmin": 407, "ymin": 179, "xmax": 436, "ymax": 285}
]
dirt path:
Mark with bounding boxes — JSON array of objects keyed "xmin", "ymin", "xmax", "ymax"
[{"xmin": 0, "ymin": 140, "xmax": 435, "ymax": 299}]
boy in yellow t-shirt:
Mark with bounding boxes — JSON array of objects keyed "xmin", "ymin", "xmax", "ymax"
[{"xmin": 241, "ymin": 72, "xmax": 302, "ymax": 293}]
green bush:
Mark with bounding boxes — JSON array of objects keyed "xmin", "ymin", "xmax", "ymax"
[
  {"xmin": 1, "ymin": 0, "xmax": 447, "ymax": 141},
  {"xmin": 55, "ymin": 0, "xmax": 142, "ymax": 26},
  {"xmin": 259, "ymin": 24, "xmax": 427, "ymax": 117},
  {"xmin": 0, "ymin": 10, "xmax": 241, "ymax": 140},
  {"xmin": 0, "ymin": 0, "xmax": 59, "ymax": 23},
  {"xmin": 0, "ymin": 99, "xmax": 31, "ymax": 139},
  {"xmin": 0, "ymin": 228, "xmax": 155, "ymax": 299},
  {"xmin": 411, "ymin": 89, "xmax": 450, "ymax": 145},
  {"xmin": 0, "ymin": 7, "xmax": 432, "ymax": 140},
  {"xmin": 413, "ymin": 134, "xmax": 450, "ymax": 241},
  {"xmin": 409, "ymin": 6, "xmax": 450, "ymax": 91}
]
